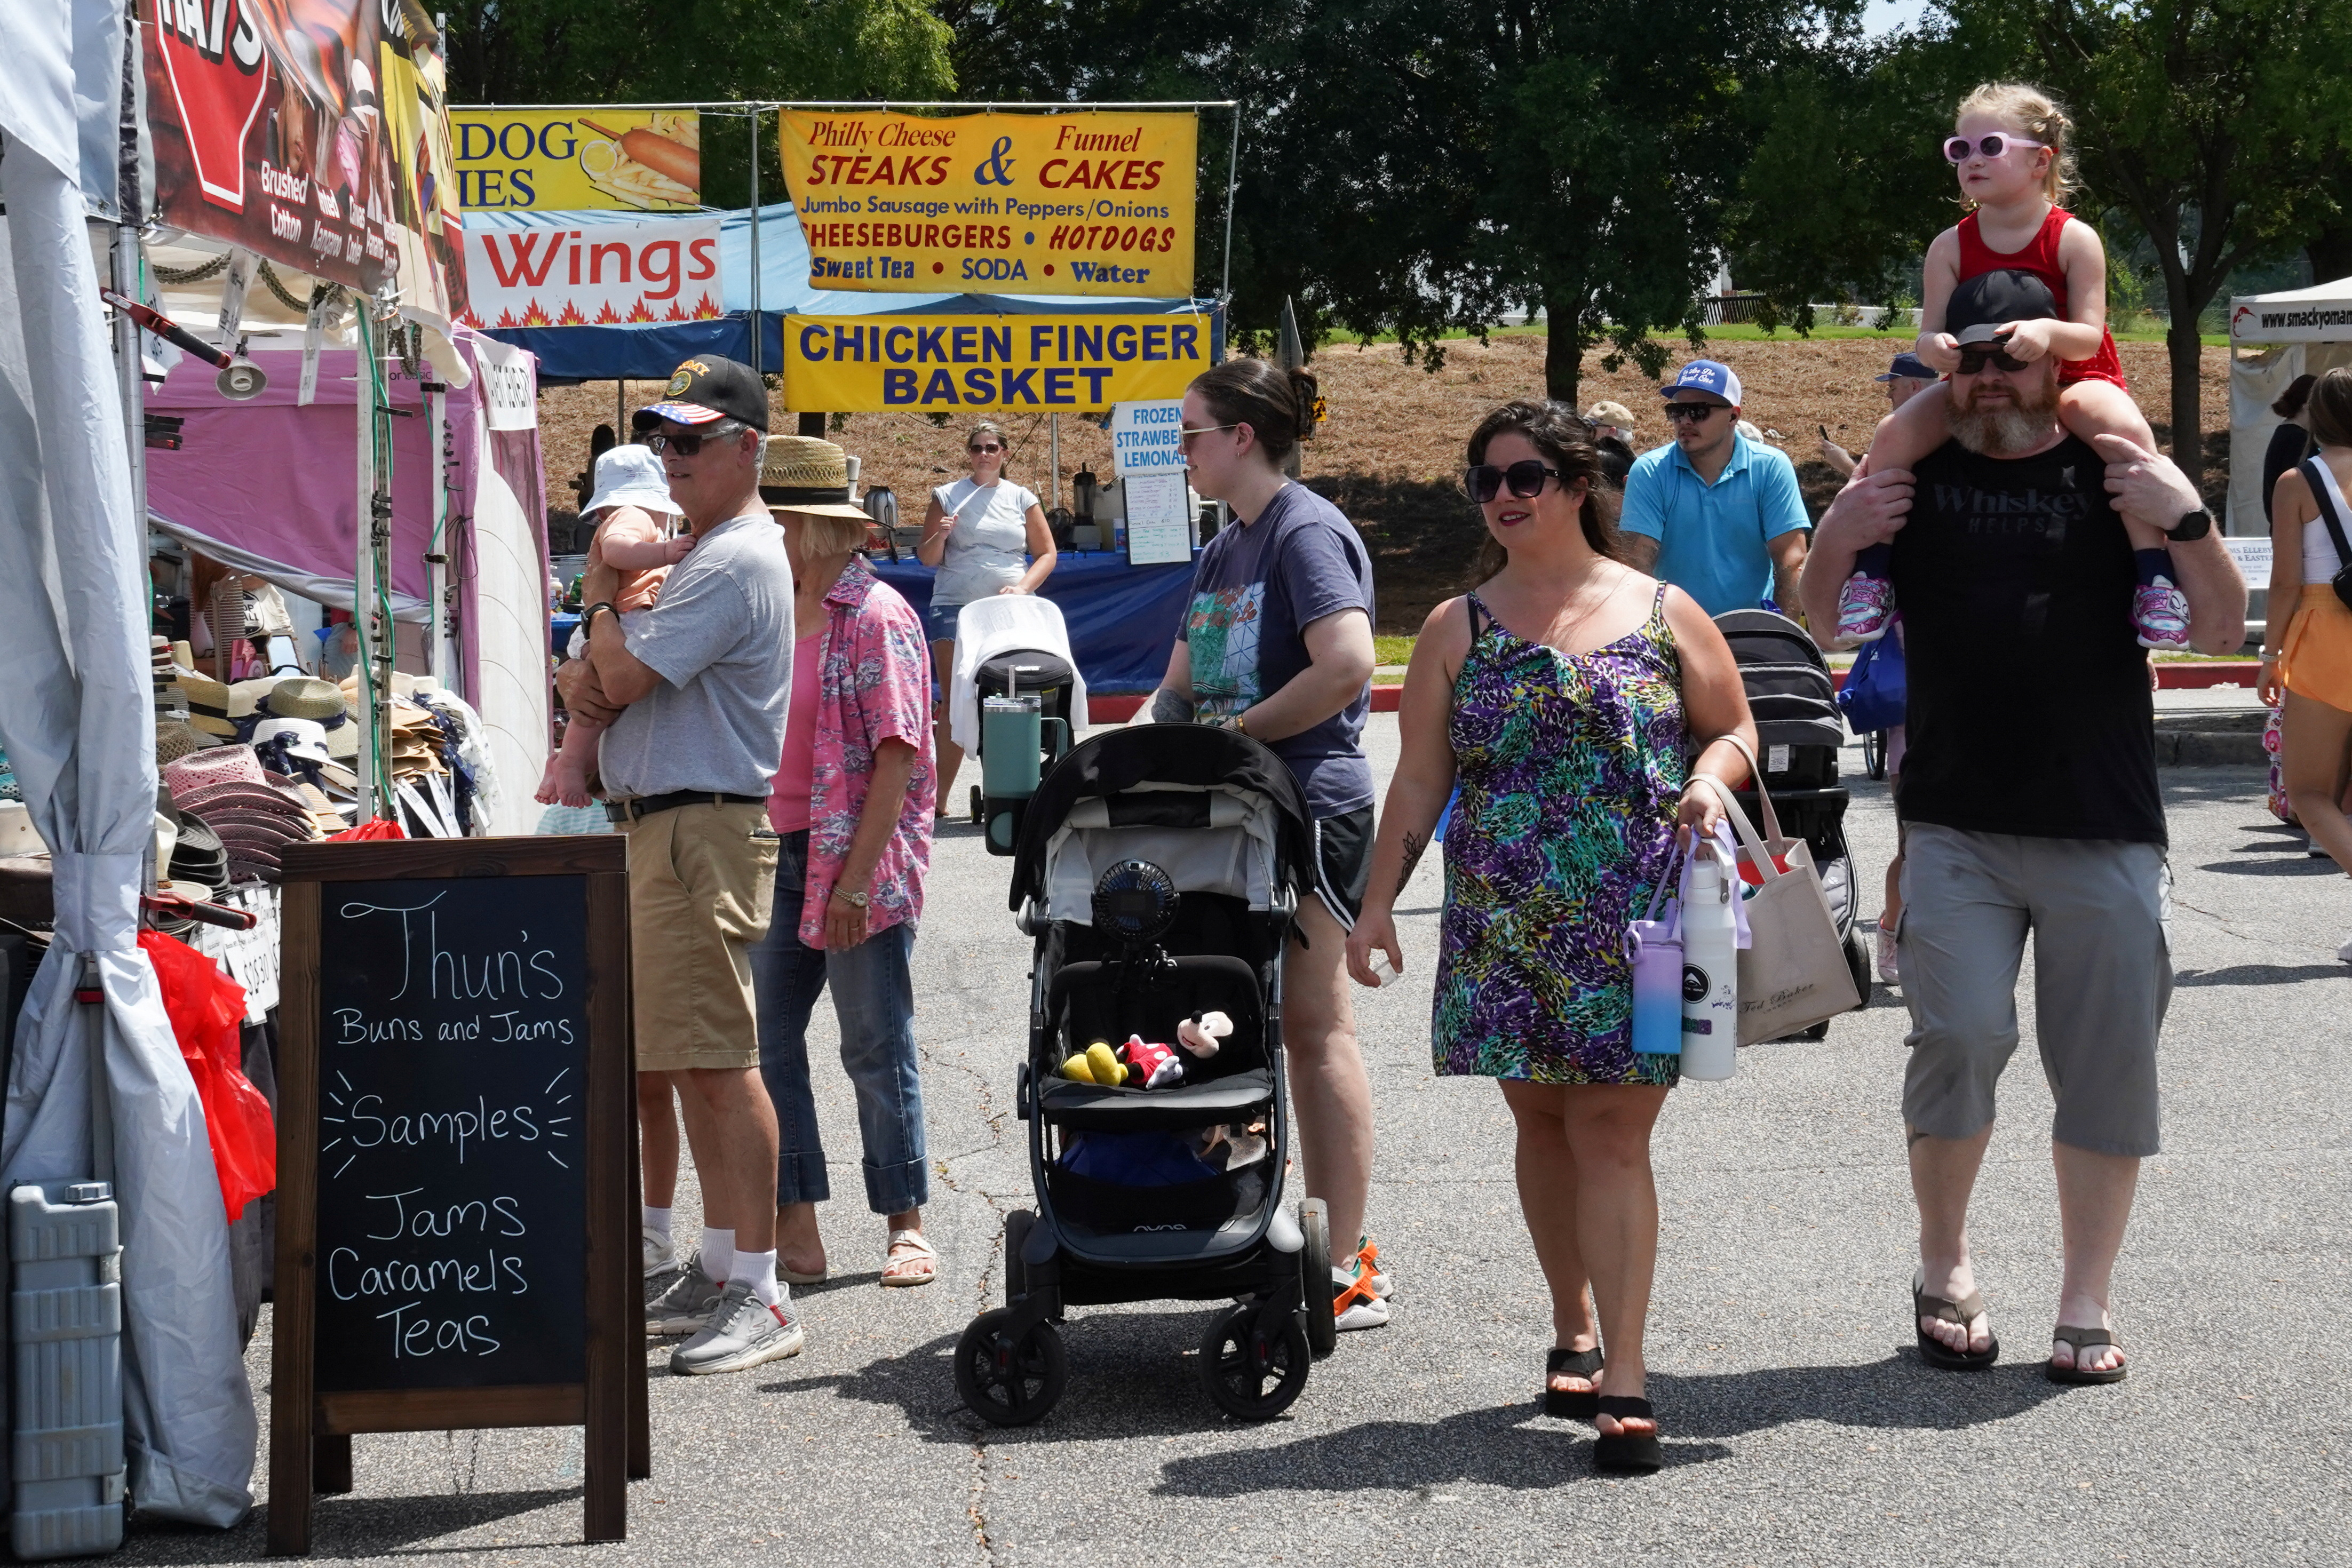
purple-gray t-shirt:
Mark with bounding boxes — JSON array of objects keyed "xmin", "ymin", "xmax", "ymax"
[{"xmin": 1183, "ymin": 483, "xmax": 1375, "ymax": 817}]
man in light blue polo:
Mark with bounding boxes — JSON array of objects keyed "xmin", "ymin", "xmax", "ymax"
[{"xmin": 1620, "ymin": 359, "xmax": 1811, "ymax": 616}]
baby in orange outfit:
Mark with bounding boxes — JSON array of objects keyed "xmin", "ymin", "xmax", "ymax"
[{"xmin": 537, "ymin": 445, "xmax": 693, "ymax": 808}]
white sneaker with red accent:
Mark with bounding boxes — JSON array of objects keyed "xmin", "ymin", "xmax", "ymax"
[{"xmin": 670, "ymin": 1283, "xmax": 805, "ymax": 1374}]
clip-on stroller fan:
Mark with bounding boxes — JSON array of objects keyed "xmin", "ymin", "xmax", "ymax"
[{"xmin": 1093, "ymin": 858, "xmax": 1178, "ymax": 1034}]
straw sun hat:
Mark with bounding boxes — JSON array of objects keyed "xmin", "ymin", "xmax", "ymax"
[{"xmin": 759, "ymin": 436, "xmax": 871, "ymax": 522}]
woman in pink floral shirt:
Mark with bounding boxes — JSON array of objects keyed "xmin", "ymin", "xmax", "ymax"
[{"xmin": 751, "ymin": 500, "xmax": 941, "ymax": 1287}]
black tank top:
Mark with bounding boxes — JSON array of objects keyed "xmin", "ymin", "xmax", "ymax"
[{"xmin": 1887, "ymin": 434, "xmax": 2164, "ymax": 845}]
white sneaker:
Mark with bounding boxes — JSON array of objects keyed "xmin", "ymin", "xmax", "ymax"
[
  {"xmin": 669, "ymin": 1283, "xmax": 806, "ymax": 1375},
  {"xmin": 1874, "ymin": 919, "xmax": 1900, "ymax": 988},
  {"xmin": 1333, "ymin": 1268, "xmax": 1392, "ymax": 1332},
  {"xmin": 642, "ymin": 1225, "xmax": 677, "ymax": 1279},
  {"xmin": 645, "ymin": 1256, "xmax": 723, "ymax": 1335},
  {"xmin": 2338, "ymin": 934, "xmax": 2352, "ymax": 964}
]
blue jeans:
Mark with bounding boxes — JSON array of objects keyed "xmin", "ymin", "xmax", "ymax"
[{"xmin": 749, "ymin": 830, "xmax": 928, "ymax": 1214}]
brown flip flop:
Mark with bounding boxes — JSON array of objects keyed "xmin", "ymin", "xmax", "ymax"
[{"xmin": 2046, "ymin": 1324, "xmax": 2127, "ymax": 1384}]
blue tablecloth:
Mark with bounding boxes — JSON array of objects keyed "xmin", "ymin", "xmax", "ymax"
[
  {"xmin": 872, "ymin": 549, "xmax": 1198, "ymax": 694},
  {"xmin": 550, "ymin": 611, "xmax": 580, "ymax": 657}
]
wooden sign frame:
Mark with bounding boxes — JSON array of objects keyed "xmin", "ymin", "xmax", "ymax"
[{"xmin": 268, "ymin": 838, "xmax": 646, "ymax": 1555}]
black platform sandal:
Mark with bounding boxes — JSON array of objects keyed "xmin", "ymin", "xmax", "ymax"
[
  {"xmin": 1592, "ymin": 1395, "xmax": 1662, "ymax": 1474},
  {"xmin": 1543, "ymin": 1345, "xmax": 1603, "ymax": 1419},
  {"xmin": 1912, "ymin": 1273, "xmax": 1999, "ymax": 1371}
]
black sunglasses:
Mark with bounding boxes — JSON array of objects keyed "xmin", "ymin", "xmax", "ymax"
[
  {"xmin": 1464, "ymin": 460, "xmax": 1564, "ymax": 503},
  {"xmin": 1663, "ymin": 402, "xmax": 1723, "ymax": 424},
  {"xmin": 968, "ymin": 442, "xmax": 1004, "ymax": 454},
  {"xmin": 1954, "ymin": 343, "xmax": 2029, "ymax": 374},
  {"xmin": 647, "ymin": 424, "xmax": 740, "ymax": 457}
]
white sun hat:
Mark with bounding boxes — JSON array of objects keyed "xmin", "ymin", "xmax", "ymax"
[{"xmin": 583, "ymin": 443, "xmax": 684, "ymax": 516}]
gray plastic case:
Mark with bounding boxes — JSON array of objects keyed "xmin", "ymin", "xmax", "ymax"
[{"xmin": 9, "ymin": 1182, "xmax": 124, "ymax": 1558}]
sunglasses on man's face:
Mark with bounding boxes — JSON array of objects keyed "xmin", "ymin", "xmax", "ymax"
[
  {"xmin": 1463, "ymin": 460, "xmax": 1564, "ymax": 503},
  {"xmin": 1944, "ymin": 134, "xmax": 2045, "ymax": 164},
  {"xmin": 968, "ymin": 442, "xmax": 1004, "ymax": 455},
  {"xmin": 1954, "ymin": 343, "xmax": 2030, "ymax": 375},
  {"xmin": 648, "ymin": 426, "xmax": 736, "ymax": 458},
  {"xmin": 1663, "ymin": 402, "xmax": 1723, "ymax": 424}
]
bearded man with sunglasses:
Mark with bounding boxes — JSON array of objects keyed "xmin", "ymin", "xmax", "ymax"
[
  {"xmin": 1800, "ymin": 283, "xmax": 2243, "ymax": 1387},
  {"xmin": 1618, "ymin": 360, "xmax": 1813, "ymax": 618},
  {"xmin": 558, "ymin": 354, "xmax": 808, "ymax": 1376}
]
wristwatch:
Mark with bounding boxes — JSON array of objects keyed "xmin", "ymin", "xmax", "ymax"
[
  {"xmin": 581, "ymin": 600, "xmax": 617, "ymax": 641},
  {"xmin": 2171, "ymin": 506, "xmax": 2213, "ymax": 542},
  {"xmin": 831, "ymin": 885, "xmax": 869, "ymax": 909}
]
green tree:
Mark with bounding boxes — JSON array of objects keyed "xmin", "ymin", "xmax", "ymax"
[
  {"xmin": 439, "ymin": 0, "xmax": 957, "ymax": 206},
  {"xmin": 1939, "ymin": 0, "xmax": 2352, "ymax": 487},
  {"xmin": 950, "ymin": 0, "xmax": 1845, "ymax": 408}
]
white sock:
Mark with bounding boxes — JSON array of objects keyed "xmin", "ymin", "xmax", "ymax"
[
  {"xmin": 699, "ymin": 1227, "xmax": 733, "ymax": 1283},
  {"xmin": 730, "ymin": 1249, "xmax": 782, "ymax": 1308},
  {"xmin": 642, "ymin": 1205, "xmax": 672, "ymax": 1237}
]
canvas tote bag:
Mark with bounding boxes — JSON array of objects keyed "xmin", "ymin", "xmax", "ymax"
[{"xmin": 1692, "ymin": 739, "xmax": 1858, "ymax": 1044}]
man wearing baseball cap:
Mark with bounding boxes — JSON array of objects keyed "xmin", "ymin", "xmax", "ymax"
[
  {"xmin": 1619, "ymin": 359, "xmax": 1812, "ymax": 616},
  {"xmin": 1822, "ymin": 354, "xmax": 1943, "ymax": 478},
  {"xmin": 557, "ymin": 354, "xmax": 806, "ymax": 1375},
  {"xmin": 1801, "ymin": 270, "xmax": 2243, "ymax": 1388}
]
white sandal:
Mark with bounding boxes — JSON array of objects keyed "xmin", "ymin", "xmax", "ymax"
[{"xmin": 880, "ymin": 1228, "xmax": 938, "ymax": 1287}]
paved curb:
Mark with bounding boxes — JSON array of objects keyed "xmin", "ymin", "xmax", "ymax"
[{"xmin": 2154, "ymin": 710, "xmax": 2267, "ymax": 767}]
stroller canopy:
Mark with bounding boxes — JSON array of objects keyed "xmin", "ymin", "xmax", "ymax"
[{"xmin": 1009, "ymin": 726, "xmax": 1315, "ymax": 917}]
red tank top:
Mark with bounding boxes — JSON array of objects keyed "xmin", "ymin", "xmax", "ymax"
[{"xmin": 1953, "ymin": 207, "xmax": 2125, "ymax": 388}]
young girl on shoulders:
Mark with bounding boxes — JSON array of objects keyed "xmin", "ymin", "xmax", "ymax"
[{"xmin": 1835, "ymin": 82, "xmax": 2191, "ymax": 651}]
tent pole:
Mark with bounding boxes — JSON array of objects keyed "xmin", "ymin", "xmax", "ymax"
[
  {"xmin": 749, "ymin": 107, "xmax": 764, "ymax": 379},
  {"xmin": 1050, "ymin": 413, "xmax": 1060, "ymax": 520},
  {"xmin": 355, "ymin": 314, "xmax": 382, "ymax": 824},
  {"xmin": 425, "ymin": 378, "xmax": 449, "ymax": 690},
  {"xmin": 111, "ymin": 227, "xmax": 146, "ymax": 548}
]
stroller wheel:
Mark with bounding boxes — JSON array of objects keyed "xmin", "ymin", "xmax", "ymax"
[
  {"xmin": 1003, "ymin": 1209, "xmax": 1034, "ymax": 1306},
  {"xmin": 1199, "ymin": 1302, "xmax": 1310, "ymax": 1420},
  {"xmin": 1863, "ymin": 729, "xmax": 1889, "ymax": 782},
  {"xmin": 1843, "ymin": 929, "xmax": 1870, "ymax": 1010},
  {"xmin": 1299, "ymin": 1200, "xmax": 1336, "ymax": 1359},
  {"xmin": 955, "ymin": 1308, "xmax": 1066, "ymax": 1427},
  {"xmin": 970, "ymin": 784, "xmax": 984, "ymax": 825}
]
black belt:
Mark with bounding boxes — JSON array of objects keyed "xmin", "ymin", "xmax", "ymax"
[{"xmin": 606, "ymin": 791, "xmax": 765, "ymax": 823}]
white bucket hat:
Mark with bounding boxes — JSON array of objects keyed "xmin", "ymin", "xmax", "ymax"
[{"xmin": 584, "ymin": 444, "xmax": 684, "ymax": 516}]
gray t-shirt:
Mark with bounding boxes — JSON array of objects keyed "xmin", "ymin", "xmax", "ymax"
[
  {"xmin": 929, "ymin": 477, "xmax": 1040, "ymax": 606},
  {"xmin": 597, "ymin": 512, "xmax": 794, "ymax": 798}
]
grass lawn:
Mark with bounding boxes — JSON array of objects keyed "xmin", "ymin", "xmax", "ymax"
[{"xmin": 1373, "ymin": 635, "xmax": 1418, "ymax": 668}]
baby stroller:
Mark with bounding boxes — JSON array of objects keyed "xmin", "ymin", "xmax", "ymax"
[
  {"xmin": 1711, "ymin": 609, "xmax": 1872, "ymax": 1034},
  {"xmin": 954, "ymin": 724, "xmax": 1331, "ymax": 1426}
]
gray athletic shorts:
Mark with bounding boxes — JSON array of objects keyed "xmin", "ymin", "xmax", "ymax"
[{"xmin": 1896, "ymin": 823, "xmax": 2173, "ymax": 1157}]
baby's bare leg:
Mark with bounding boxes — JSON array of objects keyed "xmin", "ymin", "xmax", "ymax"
[
  {"xmin": 536, "ymin": 710, "xmax": 610, "ymax": 807},
  {"xmin": 1854, "ymin": 382, "xmax": 1952, "ymax": 479},
  {"xmin": 2059, "ymin": 381, "xmax": 2171, "ymax": 550}
]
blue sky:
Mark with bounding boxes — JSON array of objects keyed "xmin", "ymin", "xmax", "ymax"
[{"xmin": 1863, "ymin": 0, "xmax": 1933, "ymax": 34}]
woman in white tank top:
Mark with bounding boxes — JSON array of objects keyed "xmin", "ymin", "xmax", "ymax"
[{"xmin": 2260, "ymin": 365, "xmax": 2352, "ymax": 961}]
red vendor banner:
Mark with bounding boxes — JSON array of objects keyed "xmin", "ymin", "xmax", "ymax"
[{"xmin": 145, "ymin": 0, "xmax": 466, "ymax": 328}]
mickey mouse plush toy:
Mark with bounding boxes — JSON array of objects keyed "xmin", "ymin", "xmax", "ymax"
[{"xmin": 1061, "ymin": 1010, "xmax": 1233, "ymax": 1089}]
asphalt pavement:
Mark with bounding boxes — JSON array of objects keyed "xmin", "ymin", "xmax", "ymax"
[{"xmin": 121, "ymin": 718, "xmax": 2351, "ymax": 1567}]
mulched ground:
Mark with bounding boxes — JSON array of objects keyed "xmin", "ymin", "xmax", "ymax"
[{"xmin": 537, "ymin": 333, "xmax": 2233, "ymax": 633}]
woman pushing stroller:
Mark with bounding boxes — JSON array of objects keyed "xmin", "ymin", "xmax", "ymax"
[{"xmin": 1347, "ymin": 401, "xmax": 1757, "ymax": 1473}]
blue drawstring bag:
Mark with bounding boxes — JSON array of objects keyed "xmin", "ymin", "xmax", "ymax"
[{"xmin": 1837, "ymin": 626, "xmax": 1906, "ymax": 736}]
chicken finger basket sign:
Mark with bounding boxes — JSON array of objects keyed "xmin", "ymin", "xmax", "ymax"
[
  {"xmin": 779, "ymin": 110, "xmax": 1198, "ymax": 296},
  {"xmin": 269, "ymin": 838, "xmax": 644, "ymax": 1553}
]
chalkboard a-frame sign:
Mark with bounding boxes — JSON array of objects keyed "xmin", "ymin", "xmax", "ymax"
[{"xmin": 269, "ymin": 838, "xmax": 646, "ymax": 1554}]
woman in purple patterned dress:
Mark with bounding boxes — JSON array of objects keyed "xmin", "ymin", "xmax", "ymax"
[{"xmin": 1348, "ymin": 401, "xmax": 1757, "ymax": 1473}]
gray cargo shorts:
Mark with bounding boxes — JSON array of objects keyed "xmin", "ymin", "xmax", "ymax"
[{"xmin": 1896, "ymin": 823, "xmax": 2173, "ymax": 1157}]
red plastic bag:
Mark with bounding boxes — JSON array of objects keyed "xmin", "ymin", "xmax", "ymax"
[
  {"xmin": 330, "ymin": 816, "xmax": 406, "ymax": 841},
  {"xmin": 139, "ymin": 932, "xmax": 277, "ymax": 1223}
]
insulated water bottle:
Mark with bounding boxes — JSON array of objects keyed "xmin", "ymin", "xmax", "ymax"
[
  {"xmin": 1679, "ymin": 845, "xmax": 1739, "ymax": 1080},
  {"xmin": 1627, "ymin": 896, "xmax": 1682, "ymax": 1059}
]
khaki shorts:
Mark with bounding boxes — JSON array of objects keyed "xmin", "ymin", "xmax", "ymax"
[
  {"xmin": 1896, "ymin": 823, "xmax": 2172, "ymax": 1157},
  {"xmin": 618, "ymin": 802, "xmax": 778, "ymax": 1072}
]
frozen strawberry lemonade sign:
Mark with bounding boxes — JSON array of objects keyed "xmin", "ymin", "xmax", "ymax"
[
  {"xmin": 463, "ymin": 218, "xmax": 722, "ymax": 328},
  {"xmin": 779, "ymin": 110, "xmax": 1197, "ymax": 297}
]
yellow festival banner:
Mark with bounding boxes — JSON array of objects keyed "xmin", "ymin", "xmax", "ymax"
[
  {"xmin": 451, "ymin": 110, "xmax": 701, "ymax": 210},
  {"xmin": 781, "ymin": 314, "xmax": 1211, "ymax": 412},
  {"xmin": 778, "ymin": 110, "xmax": 1197, "ymax": 296}
]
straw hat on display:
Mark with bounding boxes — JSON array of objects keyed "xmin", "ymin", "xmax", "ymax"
[
  {"xmin": 759, "ymin": 436, "xmax": 872, "ymax": 521},
  {"xmin": 266, "ymin": 676, "xmax": 348, "ymax": 722},
  {"xmin": 584, "ymin": 445, "xmax": 684, "ymax": 517},
  {"xmin": 155, "ymin": 719, "xmax": 217, "ymax": 767},
  {"xmin": 175, "ymin": 671, "xmax": 238, "ymax": 737},
  {"xmin": 163, "ymin": 746, "xmax": 266, "ymax": 803}
]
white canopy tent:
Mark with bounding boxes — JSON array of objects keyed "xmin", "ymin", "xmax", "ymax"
[
  {"xmin": 0, "ymin": 0, "xmax": 257, "ymax": 1530},
  {"xmin": 2225, "ymin": 275, "xmax": 2352, "ymax": 532}
]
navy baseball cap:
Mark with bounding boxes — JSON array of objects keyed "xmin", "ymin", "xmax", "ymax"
[
  {"xmin": 645, "ymin": 355, "xmax": 769, "ymax": 431},
  {"xmin": 1661, "ymin": 359, "xmax": 1742, "ymax": 405},
  {"xmin": 1878, "ymin": 353, "xmax": 1938, "ymax": 381},
  {"xmin": 1947, "ymin": 270, "xmax": 2060, "ymax": 346}
]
